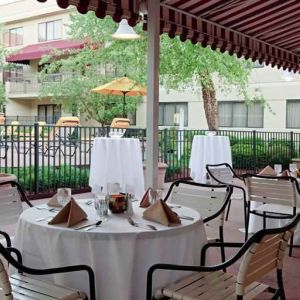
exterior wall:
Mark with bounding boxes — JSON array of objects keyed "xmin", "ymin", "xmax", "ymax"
[
  {"xmin": 1, "ymin": 0, "xmax": 71, "ymax": 119},
  {"xmin": 135, "ymin": 65, "xmax": 300, "ymax": 132}
]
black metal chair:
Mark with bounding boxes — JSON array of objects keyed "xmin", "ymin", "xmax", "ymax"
[
  {"xmin": 206, "ymin": 163, "xmax": 247, "ymax": 226},
  {"xmin": 147, "ymin": 213, "xmax": 300, "ymax": 300},
  {"xmin": 0, "ymin": 241, "xmax": 96, "ymax": 299},
  {"xmin": 0, "ymin": 180, "xmax": 33, "ymax": 247},
  {"xmin": 242, "ymin": 173, "xmax": 300, "ymax": 256},
  {"xmin": 164, "ymin": 180, "xmax": 235, "ymax": 265}
]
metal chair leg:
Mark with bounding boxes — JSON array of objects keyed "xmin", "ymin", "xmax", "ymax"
[
  {"xmin": 277, "ymin": 269, "xmax": 286, "ymax": 300},
  {"xmin": 225, "ymin": 199, "xmax": 231, "ymax": 221},
  {"xmin": 289, "ymin": 232, "xmax": 294, "ymax": 257}
]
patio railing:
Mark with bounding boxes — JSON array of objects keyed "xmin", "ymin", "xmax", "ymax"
[{"xmin": 0, "ymin": 124, "xmax": 299, "ymax": 198}]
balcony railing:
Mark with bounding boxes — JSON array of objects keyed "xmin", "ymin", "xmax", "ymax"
[
  {"xmin": 5, "ymin": 115, "xmax": 60, "ymax": 125},
  {"xmin": 5, "ymin": 73, "xmax": 76, "ymax": 96}
]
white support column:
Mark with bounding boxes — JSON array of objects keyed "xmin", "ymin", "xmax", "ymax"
[{"xmin": 146, "ymin": 0, "xmax": 160, "ymax": 189}]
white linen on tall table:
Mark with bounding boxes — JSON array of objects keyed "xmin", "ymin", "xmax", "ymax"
[
  {"xmin": 189, "ymin": 135, "xmax": 232, "ymax": 183},
  {"xmin": 89, "ymin": 137, "xmax": 145, "ymax": 199},
  {"xmin": 13, "ymin": 201, "xmax": 206, "ymax": 300}
]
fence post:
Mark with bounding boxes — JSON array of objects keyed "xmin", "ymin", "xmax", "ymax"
[
  {"xmin": 290, "ymin": 131, "xmax": 294, "ymax": 159},
  {"xmin": 252, "ymin": 130, "xmax": 257, "ymax": 173},
  {"xmin": 34, "ymin": 122, "xmax": 39, "ymax": 194},
  {"xmin": 163, "ymin": 128, "xmax": 168, "ymax": 163}
]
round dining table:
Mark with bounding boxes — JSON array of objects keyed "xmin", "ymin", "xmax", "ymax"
[
  {"xmin": 89, "ymin": 137, "xmax": 145, "ymax": 199},
  {"xmin": 13, "ymin": 200, "xmax": 207, "ymax": 300},
  {"xmin": 189, "ymin": 135, "xmax": 232, "ymax": 183}
]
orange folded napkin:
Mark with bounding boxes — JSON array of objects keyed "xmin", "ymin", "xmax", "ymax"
[
  {"xmin": 143, "ymin": 200, "xmax": 181, "ymax": 226},
  {"xmin": 280, "ymin": 169, "xmax": 290, "ymax": 177},
  {"xmin": 47, "ymin": 194, "xmax": 63, "ymax": 208},
  {"xmin": 258, "ymin": 165, "xmax": 277, "ymax": 176},
  {"xmin": 140, "ymin": 188, "xmax": 152, "ymax": 208},
  {"xmin": 48, "ymin": 198, "xmax": 87, "ymax": 227}
]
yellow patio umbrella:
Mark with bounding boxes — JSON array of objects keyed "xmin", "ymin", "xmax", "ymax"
[{"xmin": 91, "ymin": 76, "xmax": 147, "ymax": 117}]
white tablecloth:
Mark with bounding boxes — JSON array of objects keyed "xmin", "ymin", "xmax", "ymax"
[
  {"xmin": 248, "ymin": 202, "xmax": 300, "ymax": 245},
  {"xmin": 89, "ymin": 137, "xmax": 145, "ymax": 199},
  {"xmin": 13, "ymin": 201, "xmax": 207, "ymax": 300},
  {"xmin": 189, "ymin": 135, "xmax": 232, "ymax": 183}
]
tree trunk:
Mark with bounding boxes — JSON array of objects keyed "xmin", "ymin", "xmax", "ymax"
[{"xmin": 200, "ymin": 72, "xmax": 219, "ymax": 131}]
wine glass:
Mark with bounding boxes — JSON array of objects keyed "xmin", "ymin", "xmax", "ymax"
[
  {"xmin": 274, "ymin": 164, "xmax": 282, "ymax": 176},
  {"xmin": 289, "ymin": 163, "xmax": 297, "ymax": 172},
  {"xmin": 57, "ymin": 188, "xmax": 71, "ymax": 206},
  {"xmin": 148, "ymin": 189, "xmax": 162, "ymax": 204}
]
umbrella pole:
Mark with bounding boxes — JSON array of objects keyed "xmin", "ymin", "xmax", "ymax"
[{"xmin": 123, "ymin": 92, "xmax": 126, "ymax": 117}]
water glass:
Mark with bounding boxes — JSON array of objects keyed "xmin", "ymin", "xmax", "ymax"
[
  {"xmin": 274, "ymin": 164, "xmax": 282, "ymax": 175},
  {"xmin": 289, "ymin": 163, "xmax": 298, "ymax": 177},
  {"xmin": 94, "ymin": 195, "xmax": 109, "ymax": 221},
  {"xmin": 57, "ymin": 188, "xmax": 71, "ymax": 206}
]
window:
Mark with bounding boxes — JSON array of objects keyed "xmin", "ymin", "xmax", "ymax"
[
  {"xmin": 38, "ymin": 104, "xmax": 61, "ymax": 124},
  {"xmin": 4, "ymin": 27, "xmax": 23, "ymax": 46},
  {"xmin": 286, "ymin": 100, "xmax": 300, "ymax": 128},
  {"xmin": 218, "ymin": 101, "xmax": 263, "ymax": 128},
  {"xmin": 104, "ymin": 63, "xmax": 118, "ymax": 77},
  {"xmin": 159, "ymin": 103, "xmax": 188, "ymax": 126},
  {"xmin": 38, "ymin": 20, "xmax": 62, "ymax": 42}
]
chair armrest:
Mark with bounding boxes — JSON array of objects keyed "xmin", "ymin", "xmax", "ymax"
[
  {"xmin": 0, "ymin": 230, "xmax": 11, "ymax": 247},
  {"xmin": 0, "ymin": 180, "xmax": 33, "ymax": 207},
  {"xmin": 0, "ymin": 243, "xmax": 96, "ymax": 300},
  {"xmin": 6, "ymin": 247, "xmax": 23, "ymax": 265},
  {"xmin": 146, "ymin": 241, "xmax": 249, "ymax": 300}
]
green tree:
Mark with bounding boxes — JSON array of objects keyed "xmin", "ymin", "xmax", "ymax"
[
  {"xmin": 0, "ymin": 83, "xmax": 6, "ymax": 111},
  {"xmin": 40, "ymin": 11, "xmax": 253, "ymax": 129}
]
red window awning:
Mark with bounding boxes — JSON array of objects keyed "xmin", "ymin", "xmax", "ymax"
[
  {"xmin": 6, "ymin": 39, "xmax": 85, "ymax": 63},
  {"xmin": 36, "ymin": 0, "xmax": 300, "ymax": 72}
]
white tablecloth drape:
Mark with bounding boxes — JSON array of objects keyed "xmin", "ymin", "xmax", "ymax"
[
  {"xmin": 89, "ymin": 137, "xmax": 145, "ymax": 199},
  {"xmin": 189, "ymin": 135, "xmax": 232, "ymax": 183},
  {"xmin": 248, "ymin": 202, "xmax": 300, "ymax": 245},
  {"xmin": 13, "ymin": 201, "xmax": 207, "ymax": 300}
]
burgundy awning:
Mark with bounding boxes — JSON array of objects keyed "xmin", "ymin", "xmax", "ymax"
[
  {"xmin": 6, "ymin": 39, "xmax": 85, "ymax": 63},
  {"xmin": 36, "ymin": 0, "xmax": 300, "ymax": 72}
]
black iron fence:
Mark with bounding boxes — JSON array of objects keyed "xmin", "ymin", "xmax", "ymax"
[{"xmin": 0, "ymin": 124, "xmax": 299, "ymax": 198}]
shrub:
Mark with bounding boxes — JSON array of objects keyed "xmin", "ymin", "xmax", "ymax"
[{"xmin": 1, "ymin": 165, "xmax": 89, "ymax": 192}]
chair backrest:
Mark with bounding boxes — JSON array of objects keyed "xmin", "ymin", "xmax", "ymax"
[
  {"xmin": 0, "ymin": 257, "xmax": 12, "ymax": 299},
  {"xmin": 245, "ymin": 175, "xmax": 299, "ymax": 207},
  {"xmin": 0, "ymin": 115, "xmax": 5, "ymax": 125},
  {"xmin": 207, "ymin": 164, "xmax": 234, "ymax": 185},
  {"xmin": 6, "ymin": 121, "xmax": 19, "ymax": 137},
  {"xmin": 0, "ymin": 182, "xmax": 23, "ymax": 226},
  {"xmin": 236, "ymin": 215, "xmax": 298, "ymax": 296},
  {"xmin": 48, "ymin": 117, "xmax": 80, "ymax": 140},
  {"xmin": 110, "ymin": 118, "xmax": 130, "ymax": 129},
  {"xmin": 167, "ymin": 181, "xmax": 232, "ymax": 227}
]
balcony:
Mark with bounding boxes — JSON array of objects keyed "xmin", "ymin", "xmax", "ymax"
[{"xmin": 5, "ymin": 73, "xmax": 76, "ymax": 99}]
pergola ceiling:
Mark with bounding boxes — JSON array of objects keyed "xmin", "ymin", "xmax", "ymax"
[{"xmin": 37, "ymin": 0, "xmax": 300, "ymax": 72}]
